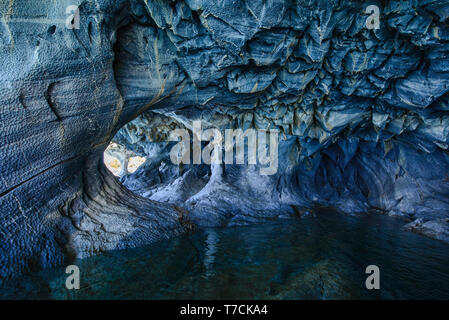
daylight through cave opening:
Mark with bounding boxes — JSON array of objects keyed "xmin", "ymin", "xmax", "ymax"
[{"xmin": 104, "ymin": 143, "xmax": 147, "ymax": 177}]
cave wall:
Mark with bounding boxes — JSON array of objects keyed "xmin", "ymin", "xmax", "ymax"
[
  {"xmin": 0, "ymin": 0, "xmax": 186, "ymax": 280},
  {"xmin": 1, "ymin": 0, "xmax": 449, "ymax": 280}
]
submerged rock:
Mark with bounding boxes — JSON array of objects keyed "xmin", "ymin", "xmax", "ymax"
[{"xmin": 403, "ymin": 219, "xmax": 449, "ymax": 243}]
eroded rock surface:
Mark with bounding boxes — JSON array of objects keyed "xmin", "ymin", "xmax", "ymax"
[{"xmin": 1, "ymin": 0, "xmax": 449, "ymax": 280}]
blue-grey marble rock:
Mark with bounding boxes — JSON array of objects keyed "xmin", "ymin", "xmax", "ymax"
[{"xmin": 1, "ymin": 0, "xmax": 449, "ymax": 280}]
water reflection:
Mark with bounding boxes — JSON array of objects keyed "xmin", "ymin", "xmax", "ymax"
[
  {"xmin": 204, "ymin": 229, "xmax": 218, "ymax": 279},
  {"xmin": 1, "ymin": 210, "xmax": 449, "ymax": 299}
]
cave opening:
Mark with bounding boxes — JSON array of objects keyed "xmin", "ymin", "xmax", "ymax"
[
  {"xmin": 101, "ymin": 103, "xmax": 297, "ymax": 230},
  {"xmin": 104, "ymin": 142, "xmax": 147, "ymax": 177}
]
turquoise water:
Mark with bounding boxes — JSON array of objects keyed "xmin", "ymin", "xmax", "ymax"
[{"xmin": 2, "ymin": 210, "xmax": 449, "ymax": 299}]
